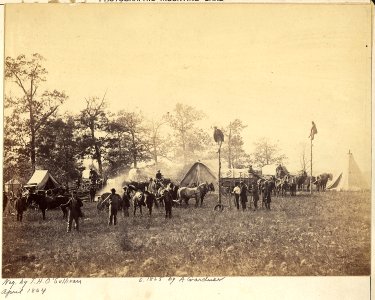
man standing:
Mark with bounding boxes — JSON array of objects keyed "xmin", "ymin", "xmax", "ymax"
[
  {"xmin": 264, "ymin": 182, "xmax": 272, "ymax": 210},
  {"xmin": 104, "ymin": 188, "xmax": 121, "ymax": 225},
  {"xmin": 232, "ymin": 182, "xmax": 241, "ymax": 210},
  {"xmin": 163, "ymin": 188, "xmax": 173, "ymax": 219},
  {"xmin": 239, "ymin": 181, "xmax": 248, "ymax": 211},
  {"xmin": 15, "ymin": 195, "xmax": 27, "ymax": 222},
  {"xmin": 252, "ymin": 183, "xmax": 259, "ymax": 211},
  {"xmin": 122, "ymin": 186, "xmax": 131, "ymax": 217},
  {"xmin": 61, "ymin": 191, "xmax": 83, "ymax": 233}
]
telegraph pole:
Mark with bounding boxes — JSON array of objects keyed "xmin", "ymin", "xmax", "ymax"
[
  {"xmin": 218, "ymin": 144, "xmax": 222, "ymax": 205},
  {"xmin": 310, "ymin": 136, "xmax": 313, "ymax": 194}
]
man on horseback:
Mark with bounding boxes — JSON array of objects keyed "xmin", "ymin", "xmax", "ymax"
[{"xmin": 155, "ymin": 170, "xmax": 165, "ymax": 189}]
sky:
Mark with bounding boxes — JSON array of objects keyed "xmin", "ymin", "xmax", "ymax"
[{"xmin": 4, "ymin": 3, "xmax": 372, "ymax": 176}]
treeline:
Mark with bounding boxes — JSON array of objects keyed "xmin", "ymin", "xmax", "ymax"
[{"xmin": 4, "ymin": 54, "xmax": 286, "ymax": 184}]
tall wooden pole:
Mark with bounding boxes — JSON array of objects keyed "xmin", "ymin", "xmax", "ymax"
[
  {"xmin": 218, "ymin": 145, "xmax": 222, "ymax": 205},
  {"xmin": 310, "ymin": 137, "xmax": 313, "ymax": 194}
]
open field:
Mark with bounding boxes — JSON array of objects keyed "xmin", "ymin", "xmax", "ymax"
[{"xmin": 2, "ymin": 191, "xmax": 370, "ymax": 277}]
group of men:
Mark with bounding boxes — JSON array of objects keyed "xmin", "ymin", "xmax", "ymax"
[
  {"xmin": 96, "ymin": 169, "xmax": 171, "ymax": 227},
  {"xmin": 232, "ymin": 181, "xmax": 272, "ymax": 211}
]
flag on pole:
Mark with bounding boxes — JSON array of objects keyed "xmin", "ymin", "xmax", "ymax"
[{"xmin": 309, "ymin": 121, "xmax": 318, "ymax": 140}]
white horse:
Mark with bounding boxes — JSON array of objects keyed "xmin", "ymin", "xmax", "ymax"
[{"xmin": 177, "ymin": 183, "xmax": 208, "ymax": 207}]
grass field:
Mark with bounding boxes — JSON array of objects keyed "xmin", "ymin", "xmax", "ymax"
[{"xmin": 2, "ymin": 191, "xmax": 371, "ymax": 277}]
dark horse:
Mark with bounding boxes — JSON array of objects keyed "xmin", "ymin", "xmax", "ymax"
[
  {"xmin": 27, "ymin": 192, "xmax": 69, "ymax": 220},
  {"xmin": 296, "ymin": 171, "xmax": 308, "ymax": 191},
  {"xmin": 315, "ymin": 173, "xmax": 333, "ymax": 191}
]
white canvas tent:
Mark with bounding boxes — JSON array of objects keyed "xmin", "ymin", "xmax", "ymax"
[
  {"xmin": 327, "ymin": 151, "xmax": 369, "ymax": 191},
  {"xmin": 25, "ymin": 170, "xmax": 61, "ymax": 190},
  {"xmin": 180, "ymin": 162, "xmax": 216, "ymax": 187}
]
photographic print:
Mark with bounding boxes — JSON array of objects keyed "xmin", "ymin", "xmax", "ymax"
[{"xmin": 2, "ymin": 3, "xmax": 371, "ymax": 281}]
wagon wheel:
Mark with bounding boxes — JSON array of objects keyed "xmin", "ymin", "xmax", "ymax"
[{"xmin": 214, "ymin": 203, "xmax": 224, "ymax": 212}]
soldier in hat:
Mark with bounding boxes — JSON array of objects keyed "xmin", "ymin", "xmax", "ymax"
[
  {"xmin": 122, "ymin": 186, "xmax": 131, "ymax": 217},
  {"xmin": 239, "ymin": 181, "xmax": 248, "ymax": 211},
  {"xmin": 103, "ymin": 188, "xmax": 121, "ymax": 225},
  {"xmin": 232, "ymin": 182, "xmax": 241, "ymax": 210},
  {"xmin": 61, "ymin": 190, "xmax": 83, "ymax": 233}
]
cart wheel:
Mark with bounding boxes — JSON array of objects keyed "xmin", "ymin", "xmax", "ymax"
[{"xmin": 214, "ymin": 204, "xmax": 224, "ymax": 212}]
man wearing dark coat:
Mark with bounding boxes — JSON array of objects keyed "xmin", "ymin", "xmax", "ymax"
[
  {"xmin": 252, "ymin": 183, "xmax": 260, "ymax": 211},
  {"xmin": 104, "ymin": 188, "xmax": 121, "ymax": 225},
  {"xmin": 122, "ymin": 186, "xmax": 131, "ymax": 217},
  {"xmin": 158, "ymin": 188, "xmax": 173, "ymax": 218},
  {"xmin": 61, "ymin": 191, "xmax": 83, "ymax": 232},
  {"xmin": 264, "ymin": 182, "xmax": 272, "ymax": 210},
  {"xmin": 240, "ymin": 182, "xmax": 248, "ymax": 211},
  {"xmin": 15, "ymin": 196, "xmax": 27, "ymax": 222}
]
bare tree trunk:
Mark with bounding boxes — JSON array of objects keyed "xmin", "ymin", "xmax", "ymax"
[
  {"xmin": 30, "ymin": 131, "xmax": 36, "ymax": 172},
  {"xmin": 29, "ymin": 100, "xmax": 36, "ymax": 172},
  {"xmin": 90, "ymin": 123, "xmax": 103, "ymax": 175}
]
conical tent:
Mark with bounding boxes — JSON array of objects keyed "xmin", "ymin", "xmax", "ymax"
[
  {"xmin": 327, "ymin": 152, "xmax": 369, "ymax": 191},
  {"xmin": 180, "ymin": 162, "xmax": 217, "ymax": 187},
  {"xmin": 25, "ymin": 170, "xmax": 61, "ymax": 190}
]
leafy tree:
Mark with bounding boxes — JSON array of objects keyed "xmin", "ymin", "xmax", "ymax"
[
  {"xmin": 4, "ymin": 53, "xmax": 67, "ymax": 171},
  {"xmin": 186, "ymin": 128, "xmax": 216, "ymax": 160},
  {"xmin": 166, "ymin": 103, "xmax": 205, "ymax": 163},
  {"xmin": 114, "ymin": 110, "xmax": 151, "ymax": 169},
  {"xmin": 36, "ymin": 116, "xmax": 82, "ymax": 185},
  {"xmin": 252, "ymin": 137, "xmax": 287, "ymax": 168},
  {"xmin": 79, "ymin": 94, "xmax": 109, "ymax": 175},
  {"xmin": 146, "ymin": 116, "xmax": 170, "ymax": 167},
  {"xmin": 223, "ymin": 119, "xmax": 249, "ymax": 168}
]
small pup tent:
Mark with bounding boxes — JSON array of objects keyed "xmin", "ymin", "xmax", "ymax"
[
  {"xmin": 25, "ymin": 170, "xmax": 61, "ymax": 190},
  {"xmin": 327, "ymin": 151, "xmax": 369, "ymax": 191},
  {"xmin": 180, "ymin": 162, "xmax": 217, "ymax": 187}
]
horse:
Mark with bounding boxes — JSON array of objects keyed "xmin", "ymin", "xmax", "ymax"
[
  {"xmin": 207, "ymin": 182, "xmax": 215, "ymax": 192},
  {"xmin": 177, "ymin": 183, "xmax": 209, "ymax": 207},
  {"xmin": 89, "ymin": 186, "xmax": 96, "ymax": 203},
  {"xmin": 145, "ymin": 191, "xmax": 156, "ymax": 216},
  {"xmin": 315, "ymin": 173, "xmax": 333, "ymax": 191},
  {"xmin": 132, "ymin": 191, "xmax": 146, "ymax": 216},
  {"xmin": 14, "ymin": 196, "xmax": 27, "ymax": 222},
  {"xmin": 128, "ymin": 181, "xmax": 149, "ymax": 192},
  {"xmin": 27, "ymin": 192, "xmax": 70, "ymax": 220},
  {"xmin": 296, "ymin": 171, "xmax": 308, "ymax": 191}
]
